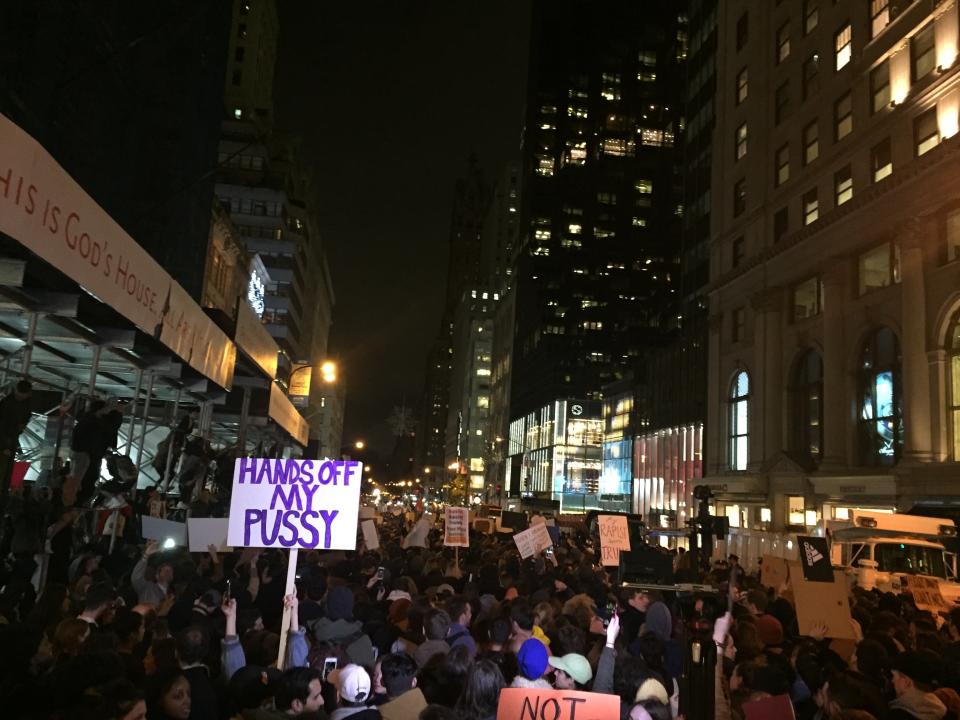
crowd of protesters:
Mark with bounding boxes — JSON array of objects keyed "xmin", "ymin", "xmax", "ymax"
[{"xmin": 1, "ymin": 428, "xmax": 960, "ymax": 718}]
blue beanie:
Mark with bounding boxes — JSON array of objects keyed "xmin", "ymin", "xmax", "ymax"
[{"xmin": 517, "ymin": 638, "xmax": 548, "ymax": 679}]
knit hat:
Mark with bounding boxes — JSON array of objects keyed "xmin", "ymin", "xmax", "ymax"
[
  {"xmin": 644, "ymin": 602, "xmax": 672, "ymax": 642},
  {"xmin": 635, "ymin": 678, "xmax": 669, "ymax": 705},
  {"xmin": 228, "ymin": 665, "xmax": 281, "ymax": 710},
  {"xmin": 548, "ymin": 653, "xmax": 593, "ymax": 685},
  {"xmin": 756, "ymin": 614, "xmax": 784, "ymax": 646},
  {"xmin": 326, "ymin": 586, "xmax": 355, "ymax": 622},
  {"xmin": 334, "ymin": 663, "xmax": 372, "ymax": 703},
  {"xmin": 517, "ymin": 637, "xmax": 549, "ymax": 679}
]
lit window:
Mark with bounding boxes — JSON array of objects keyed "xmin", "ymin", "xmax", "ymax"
[
  {"xmin": 858, "ymin": 242, "xmax": 901, "ymax": 294},
  {"xmin": 536, "ymin": 155, "xmax": 555, "ymax": 176},
  {"xmin": 566, "ymin": 141, "xmax": 587, "ymax": 166},
  {"xmin": 476, "ymin": 396, "xmax": 489, "ymax": 409},
  {"xmin": 775, "ymin": 144, "xmax": 790, "ymax": 187},
  {"xmin": 597, "ymin": 192, "xmax": 617, "ymax": 205},
  {"xmin": 602, "ymin": 138, "xmax": 631, "ymax": 156},
  {"xmin": 568, "ymin": 223, "xmax": 582, "ymax": 234},
  {"xmin": 947, "ymin": 209, "xmax": 960, "ymax": 262},
  {"xmin": 835, "ymin": 23, "xmax": 852, "ymax": 71},
  {"xmin": 794, "ymin": 350, "xmax": 823, "ymax": 463},
  {"xmin": 871, "ymin": 138, "xmax": 892, "ymax": 182},
  {"xmin": 470, "ymin": 457, "xmax": 484, "ymax": 472},
  {"xmin": 729, "ymin": 370, "xmax": 750, "ymax": 471},
  {"xmin": 912, "ymin": 23, "xmax": 935, "ymax": 82},
  {"xmin": 736, "ymin": 67, "xmax": 748, "ymax": 104},
  {"xmin": 787, "ymin": 496, "xmax": 806, "ymax": 526},
  {"xmin": 835, "ymin": 165, "xmax": 853, "ymax": 206},
  {"xmin": 635, "ymin": 179, "xmax": 653, "ymax": 195},
  {"xmin": 915, "ymin": 107, "xmax": 939, "ymax": 156},
  {"xmin": 871, "ymin": 61, "xmax": 890, "ymax": 114},
  {"xmin": 803, "ymin": 188, "xmax": 818, "ymax": 225},
  {"xmin": 567, "ymin": 105, "xmax": 588, "ymax": 118},
  {"xmin": 777, "ymin": 22, "xmax": 791, "ymax": 64},
  {"xmin": 735, "ymin": 123, "xmax": 748, "ymax": 160},
  {"xmin": 792, "ymin": 277, "xmax": 823, "ymax": 320},
  {"xmin": 871, "ymin": 0, "xmax": 889, "ymax": 38},
  {"xmin": 534, "ymin": 228, "xmax": 551, "ymax": 240},
  {"xmin": 803, "ymin": 0, "xmax": 818, "ymax": 35},
  {"xmin": 859, "ymin": 327, "xmax": 902, "ymax": 465},
  {"xmin": 476, "ymin": 368, "xmax": 491, "ymax": 376},
  {"xmin": 640, "ymin": 128, "xmax": 665, "ymax": 147},
  {"xmin": 233, "ymin": 108, "xmax": 243, "ymax": 119},
  {"xmin": 803, "ymin": 120, "xmax": 819, "ymax": 165},
  {"xmin": 632, "ymin": 217, "xmax": 647, "ymax": 227},
  {"xmin": 835, "ymin": 92, "xmax": 852, "ymax": 140}
]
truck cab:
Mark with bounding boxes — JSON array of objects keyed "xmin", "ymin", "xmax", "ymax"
[{"xmin": 827, "ymin": 510, "xmax": 960, "ymax": 604}]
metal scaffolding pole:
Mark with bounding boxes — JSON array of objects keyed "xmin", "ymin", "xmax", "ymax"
[
  {"xmin": 160, "ymin": 387, "xmax": 182, "ymax": 493},
  {"xmin": 20, "ymin": 312, "xmax": 38, "ymax": 377},
  {"xmin": 88, "ymin": 346, "xmax": 102, "ymax": 394},
  {"xmin": 238, "ymin": 386, "xmax": 251, "ymax": 455},
  {"xmin": 124, "ymin": 368, "xmax": 144, "ymax": 454},
  {"xmin": 131, "ymin": 371, "xmax": 154, "ymax": 501}
]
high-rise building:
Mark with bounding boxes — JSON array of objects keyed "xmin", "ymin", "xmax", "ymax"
[
  {"xmin": 504, "ymin": 0, "xmax": 688, "ymax": 505},
  {"xmin": 704, "ymin": 0, "xmax": 960, "ymax": 531},
  {"xmin": 225, "ymin": 0, "xmax": 279, "ymax": 125}
]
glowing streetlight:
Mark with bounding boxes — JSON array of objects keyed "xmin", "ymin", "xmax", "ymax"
[
  {"xmin": 355, "ymin": 440, "xmax": 365, "ymax": 450},
  {"xmin": 321, "ymin": 360, "xmax": 337, "ymax": 383},
  {"xmin": 364, "ymin": 465, "xmax": 371, "ymax": 472}
]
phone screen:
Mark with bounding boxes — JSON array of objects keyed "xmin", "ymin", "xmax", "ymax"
[
  {"xmin": 224, "ymin": 580, "xmax": 232, "ymax": 603},
  {"xmin": 323, "ymin": 657, "xmax": 338, "ymax": 681},
  {"xmin": 377, "ymin": 566, "xmax": 385, "ymax": 580}
]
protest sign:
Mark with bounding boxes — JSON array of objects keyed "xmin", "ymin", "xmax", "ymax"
[
  {"xmin": 797, "ymin": 535, "xmax": 833, "ymax": 582},
  {"xmin": 760, "ymin": 555, "xmax": 789, "ymax": 590},
  {"xmin": 188, "ymin": 518, "xmax": 231, "ymax": 552},
  {"xmin": 901, "ymin": 574, "xmax": 951, "ymax": 611},
  {"xmin": 142, "ymin": 516, "xmax": 187, "ymax": 545},
  {"xmin": 597, "ymin": 515, "xmax": 631, "ymax": 567},
  {"xmin": 789, "ymin": 562, "xmax": 856, "ymax": 639},
  {"xmin": 226, "ymin": 458, "xmax": 362, "ymax": 549},
  {"xmin": 743, "ymin": 694, "xmax": 796, "ymax": 720},
  {"xmin": 500, "ymin": 510, "xmax": 527, "ymax": 532},
  {"xmin": 496, "ymin": 687, "xmax": 619, "ymax": 720},
  {"xmin": 473, "ymin": 518, "xmax": 494, "ymax": 534},
  {"xmin": 359, "ymin": 506, "xmax": 377, "ymax": 520},
  {"xmin": 514, "ymin": 523, "xmax": 553, "ymax": 559},
  {"xmin": 361, "ymin": 519, "xmax": 379, "ymax": 550},
  {"xmin": 444, "ymin": 506, "xmax": 470, "ymax": 547},
  {"xmin": 402, "ymin": 513, "xmax": 433, "ymax": 549}
]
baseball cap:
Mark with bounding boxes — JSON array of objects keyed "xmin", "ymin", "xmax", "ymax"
[
  {"xmin": 334, "ymin": 663, "xmax": 372, "ymax": 703},
  {"xmin": 517, "ymin": 637, "xmax": 549, "ymax": 680},
  {"xmin": 548, "ymin": 653, "xmax": 593, "ymax": 685},
  {"xmin": 228, "ymin": 665, "xmax": 281, "ymax": 710}
]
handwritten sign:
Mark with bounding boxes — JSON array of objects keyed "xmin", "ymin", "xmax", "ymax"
[
  {"xmin": 496, "ymin": 687, "xmax": 619, "ymax": 720},
  {"xmin": 444, "ymin": 507, "xmax": 470, "ymax": 547},
  {"xmin": 901, "ymin": 574, "xmax": 950, "ymax": 611},
  {"xmin": 597, "ymin": 515, "xmax": 631, "ymax": 567},
  {"xmin": 760, "ymin": 555, "xmax": 789, "ymax": 590},
  {"xmin": 514, "ymin": 523, "xmax": 553, "ymax": 559},
  {"xmin": 789, "ymin": 562, "xmax": 856, "ymax": 639},
  {"xmin": 226, "ymin": 458, "xmax": 362, "ymax": 549}
]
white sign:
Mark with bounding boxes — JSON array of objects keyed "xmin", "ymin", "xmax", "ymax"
[
  {"xmin": 444, "ymin": 507, "xmax": 470, "ymax": 547},
  {"xmin": 0, "ymin": 113, "xmax": 237, "ymax": 389},
  {"xmin": 226, "ymin": 458, "xmax": 362, "ymax": 549},
  {"xmin": 187, "ymin": 518, "xmax": 231, "ymax": 552},
  {"xmin": 402, "ymin": 513, "xmax": 433, "ymax": 549},
  {"xmin": 247, "ymin": 272, "xmax": 265, "ymax": 318},
  {"xmin": 513, "ymin": 523, "xmax": 553, "ymax": 559},
  {"xmin": 361, "ymin": 519, "xmax": 379, "ymax": 550},
  {"xmin": 142, "ymin": 516, "xmax": 187, "ymax": 545}
]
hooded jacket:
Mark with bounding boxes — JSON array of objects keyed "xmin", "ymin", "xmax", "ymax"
[
  {"xmin": 889, "ymin": 689, "xmax": 948, "ymax": 720},
  {"xmin": 309, "ymin": 617, "xmax": 376, "ymax": 668}
]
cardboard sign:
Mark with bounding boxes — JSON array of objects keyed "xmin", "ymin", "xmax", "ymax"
[
  {"xmin": 361, "ymin": 519, "xmax": 379, "ymax": 550},
  {"xmin": 142, "ymin": 516, "xmax": 187, "ymax": 545},
  {"xmin": 226, "ymin": 458, "xmax": 362, "ymax": 549},
  {"xmin": 797, "ymin": 535, "xmax": 833, "ymax": 582},
  {"xmin": 514, "ymin": 523, "xmax": 553, "ymax": 559},
  {"xmin": 743, "ymin": 694, "xmax": 796, "ymax": 720},
  {"xmin": 359, "ymin": 506, "xmax": 377, "ymax": 520},
  {"xmin": 760, "ymin": 555, "xmax": 789, "ymax": 590},
  {"xmin": 789, "ymin": 562, "xmax": 856, "ymax": 639},
  {"xmin": 598, "ymin": 515, "xmax": 631, "ymax": 567},
  {"xmin": 496, "ymin": 687, "xmax": 619, "ymax": 720},
  {"xmin": 473, "ymin": 518, "xmax": 494, "ymax": 534},
  {"xmin": 402, "ymin": 513, "xmax": 432, "ymax": 549},
  {"xmin": 444, "ymin": 507, "xmax": 470, "ymax": 547},
  {"xmin": 187, "ymin": 518, "xmax": 231, "ymax": 552},
  {"xmin": 901, "ymin": 574, "xmax": 950, "ymax": 611}
]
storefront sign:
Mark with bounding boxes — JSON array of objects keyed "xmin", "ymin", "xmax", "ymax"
[
  {"xmin": 0, "ymin": 113, "xmax": 236, "ymax": 389},
  {"xmin": 235, "ymin": 299, "xmax": 278, "ymax": 380},
  {"xmin": 288, "ymin": 363, "xmax": 312, "ymax": 407},
  {"xmin": 226, "ymin": 458, "xmax": 362, "ymax": 549}
]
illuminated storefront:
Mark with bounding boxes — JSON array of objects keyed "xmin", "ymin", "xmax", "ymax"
[
  {"xmin": 634, "ymin": 423, "xmax": 703, "ymax": 527},
  {"xmin": 600, "ymin": 391, "xmax": 635, "ymax": 513},
  {"xmin": 505, "ymin": 399, "xmax": 603, "ymax": 513}
]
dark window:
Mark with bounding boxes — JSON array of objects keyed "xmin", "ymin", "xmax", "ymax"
[
  {"xmin": 915, "ymin": 107, "xmax": 939, "ymax": 156},
  {"xmin": 835, "ymin": 93, "xmax": 852, "ymax": 140},
  {"xmin": 802, "ymin": 54, "xmax": 820, "ymax": 100},
  {"xmin": 774, "ymin": 207, "xmax": 789, "ymax": 243},
  {"xmin": 238, "ymin": 23, "xmax": 247, "ymax": 39},
  {"xmin": 912, "ymin": 23, "xmax": 935, "ymax": 82},
  {"xmin": 793, "ymin": 350, "xmax": 824, "ymax": 464},
  {"xmin": 232, "ymin": 70, "xmax": 242, "ymax": 85},
  {"xmin": 733, "ymin": 179, "xmax": 746, "ymax": 217},
  {"xmin": 858, "ymin": 327, "xmax": 903, "ymax": 465},
  {"xmin": 803, "ymin": 120, "xmax": 819, "ymax": 165},
  {"xmin": 732, "ymin": 237, "xmax": 745, "ymax": 267},
  {"xmin": 775, "ymin": 82, "xmax": 790, "ymax": 125},
  {"xmin": 804, "ymin": 0, "xmax": 819, "ymax": 34},
  {"xmin": 865, "ymin": 142, "xmax": 892, "ymax": 190},
  {"xmin": 235, "ymin": 47, "xmax": 245, "ymax": 62},
  {"xmin": 737, "ymin": 12, "xmax": 749, "ymax": 51},
  {"xmin": 871, "ymin": 61, "xmax": 890, "ymax": 114}
]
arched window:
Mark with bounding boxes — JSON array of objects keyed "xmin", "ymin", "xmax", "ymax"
[
  {"xmin": 950, "ymin": 315, "xmax": 960, "ymax": 459},
  {"xmin": 858, "ymin": 327, "xmax": 903, "ymax": 465},
  {"xmin": 729, "ymin": 371, "xmax": 750, "ymax": 471},
  {"xmin": 794, "ymin": 350, "xmax": 823, "ymax": 464}
]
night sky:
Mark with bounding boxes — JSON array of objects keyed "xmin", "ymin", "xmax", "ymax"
[{"xmin": 275, "ymin": 2, "xmax": 530, "ymax": 454}]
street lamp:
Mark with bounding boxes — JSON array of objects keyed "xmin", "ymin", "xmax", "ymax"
[
  {"xmin": 321, "ymin": 361, "xmax": 337, "ymax": 383},
  {"xmin": 364, "ymin": 465, "xmax": 371, "ymax": 472},
  {"xmin": 355, "ymin": 440, "xmax": 365, "ymax": 450}
]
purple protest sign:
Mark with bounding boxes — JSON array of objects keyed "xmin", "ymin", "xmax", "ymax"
[{"xmin": 226, "ymin": 458, "xmax": 362, "ymax": 550}]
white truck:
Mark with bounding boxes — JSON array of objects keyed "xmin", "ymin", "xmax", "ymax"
[{"xmin": 827, "ymin": 510, "xmax": 960, "ymax": 605}]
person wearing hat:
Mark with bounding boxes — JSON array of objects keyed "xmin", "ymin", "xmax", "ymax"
[
  {"xmin": 330, "ymin": 664, "xmax": 381, "ymax": 720},
  {"xmin": 227, "ymin": 664, "xmax": 281, "ymax": 717},
  {"xmin": 548, "ymin": 653, "xmax": 593, "ymax": 691},
  {"xmin": 510, "ymin": 638, "xmax": 552, "ymax": 689},
  {"xmin": 309, "ymin": 586, "xmax": 376, "ymax": 668},
  {"xmin": 889, "ymin": 651, "xmax": 948, "ymax": 720},
  {"xmin": 755, "ymin": 614, "xmax": 785, "ymax": 649},
  {"xmin": 132, "ymin": 540, "xmax": 175, "ymax": 606}
]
